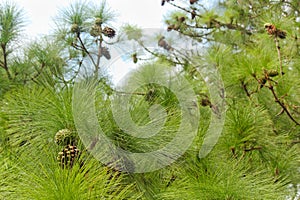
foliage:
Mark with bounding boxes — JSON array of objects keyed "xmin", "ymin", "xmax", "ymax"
[
  {"xmin": 0, "ymin": 0, "xmax": 300, "ymax": 199},
  {"xmin": 0, "ymin": 1, "xmax": 25, "ymax": 91}
]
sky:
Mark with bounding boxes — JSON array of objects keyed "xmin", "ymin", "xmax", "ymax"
[{"xmin": 11, "ymin": 0, "xmax": 173, "ymax": 83}]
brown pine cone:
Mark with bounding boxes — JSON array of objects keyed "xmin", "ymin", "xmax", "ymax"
[
  {"xmin": 57, "ymin": 144, "xmax": 80, "ymax": 169},
  {"xmin": 102, "ymin": 27, "xmax": 116, "ymax": 38},
  {"xmin": 190, "ymin": 0, "xmax": 198, "ymax": 4},
  {"xmin": 101, "ymin": 47, "xmax": 111, "ymax": 60}
]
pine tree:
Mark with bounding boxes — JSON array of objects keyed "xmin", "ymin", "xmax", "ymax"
[
  {"xmin": 122, "ymin": 0, "xmax": 300, "ymax": 199},
  {"xmin": 1, "ymin": 0, "xmax": 300, "ymax": 199}
]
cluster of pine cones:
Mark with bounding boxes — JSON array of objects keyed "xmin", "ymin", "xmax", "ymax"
[
  {"xmin": 71, "ymin": 17, "xmax": 116, "ymax": 39},
  {"xmin": 89, "ymin": 18, "xmax": 116, "ymax": 39},
  {"xmin": 264, "ymin": 23, "xmax": 286, "ymax": 39},
  {"xmin": 55, "ymin": 129, "xmax": 80, "ymax": 169},
  {"xmin": 90, "ymin": 25, "xmax": 116, "ymax": 39}
]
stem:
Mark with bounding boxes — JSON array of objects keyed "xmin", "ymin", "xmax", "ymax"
[
  {"xmin": 268, "ymin": 82, "xmax": 300, "ymax": 126},
  {"xmin": 77, "ymin": 35, "xmax": 98, "ymax": 72},
  {"xmin": 27, "ymin": 63, "xmax": 46, "ymax": 83},
  {"xmin": 274, "ymin": 37, "xmax": 283, "ymax": 76},
  {"xmin": 95, "ymin": 35, "xmax": 104, "ymax": 77},
  {"xmin": 168, "ymin": 2, "xmax": 202, "ymax": 17},
  {"xmin": 241, "ymin": 80, "xmax": 251, "ymax": 98},
  {"xmin": 1, "ymin": 44, "xmax": 12, "ymax": 80},
  {"xmin": 244, "ymin": 146, "xmax": 262, "ymax": 152}
]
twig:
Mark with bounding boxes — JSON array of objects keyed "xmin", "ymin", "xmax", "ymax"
[
  {"xmin": 274, "ymin": 37, "xmax": 283, "ymax": 76},
  {"xmin": 244, "ymin": 146, "xmax": 262, "ymax": 152},
  {"xmin": 76, "ymin": 34, "xmax": 98, "ymax": 71},
  {"xmin": 138, "ymin": 42, "xmax": 160, "ymax": 57},
  {"xmin": 241, "ymin": 79, "xmax": 258, "ymax": 98},
  {"xmin": 95, "ymin": 33, "xmax": 105, "ymax": 76},
  {"xmin": 168, "ymin": 2, "xmax": 202, "ymax": 17},
  {"xmin": 139, "ymin": 41, "xmax": 185, "ymax": 65},
  {"xmin": 114, "ymin": 90, "xmax": 146, "ymax": 96},
  {"xmin": 252, "ymin": 71, "xmax": 300, "ymax": 126},
  {"xmin": 241, "ymin": 80, "xmax": 252, "ymax": 98},
  {"xmin": 1, "ymin": 44, "xmax": 12, "ymax": 80},
  {"xmin": 267, "ymin": 82, "xmax": 300, "ymax": 126}
]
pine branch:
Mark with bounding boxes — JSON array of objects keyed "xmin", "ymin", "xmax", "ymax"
[
  {"xmin": 168, "ymin": 2, "xmax": 252, "ymax": 35},
  {"xmin": 251, "ymin": 71, "xmax": 300, "ymax": 126},
  {"xmin": 267, "ymin": 80, "xmax": 300, "ymax": 126},
  {"xmin": 175, "ymin": 28, "xmax": 216, "ymax": 39},
  {"xmin": 168, "ymin": 2, "xmax": 201, "ymax": 17}
]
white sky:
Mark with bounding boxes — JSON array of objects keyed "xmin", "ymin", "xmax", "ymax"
[{"xmin": 10, "ymin": 0, "xmax": 175, "ymax": 84}]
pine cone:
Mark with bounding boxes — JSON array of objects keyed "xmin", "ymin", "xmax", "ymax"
[
  {"xmin": 71, "ymin": 24, "xmax": 80, "ymax": 34},
  {"xmin": 102, "ymin": 27, "xmax": 116, "ymax": 38},
  {"xmin": 101, "ymin": 47, "xmax": 111, "ymax": 60},
  {"xmin": 132, "ymin": 53, "xmax": 138, "ymax": 63},
  {"xmin": 264, "ymin": 23, "xmax": 286, "ymax": 39},
  {"xmin": 190, "ymin": 0, "xmax": 198, "ymax": 4},
  {"xmin": 55, "ymin": 129, "xmax": 75, "ymax": 145},
  {"xmin": 158, "ymin": 36, "xmax": 173, "ymax": 51},
  {"xmin": 90, "ymin": 25, "xmax": 101, "ymax": 37},
  {"xmin": 95, "ymin": 17, "xmax": 102, "ymax": 26},
  {"xmin": 264, "ymin": 23, "xmax": 276, "ymax": 35},
  {"xmin": 57, "ymin": 144, "xmax": 80, "ymax": 169}
]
